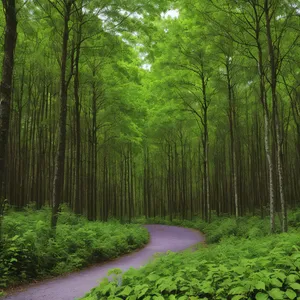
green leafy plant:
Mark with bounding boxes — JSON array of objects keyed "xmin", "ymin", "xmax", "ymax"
[
  {"xmin": 82, "ymin": 212, "xmax": 300, "ymax": 300},
  {"xmin": 0, "ymin": 207, "xmax": 148, "ymax": 292}
]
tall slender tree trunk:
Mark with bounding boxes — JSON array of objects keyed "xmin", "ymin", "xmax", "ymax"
[
  {"xmin": 226, "ymin": 58, "xmax": 239, "ymax": 217},
  {"xmin": 0, "ymin": 0, "xmax": 17, "ymax": 200},
  {"xmin": 51, "ymin": 0, "xmax": 74, "ymax": 229},
  {"xmin": 264, "ymin": 109, "xmax": 275, "ymax": 231},
  {"xmin": 253, "ymin": 4, "xmax": 276, "ymax": 233},
  {"xmin": 201, "ymin": 71, "xmax": 210, "ymax": 222},
  {"xmin": 143, "ymin": 148, "xmax": 148, "ymax": 218},
  {"xmin": 74, "ymin": 26, "xmax": 82, "ymax": 215},
  {"xmin": 0, "ymin": 0, "xmax": 17, "ymax": 243},
  {"xmin": 92, "ymin": 88, "xmax": 98, "ymax": 220},
  {"xmin": 264, "ymin": 0, "xmax": 287, "ymax": 232}
]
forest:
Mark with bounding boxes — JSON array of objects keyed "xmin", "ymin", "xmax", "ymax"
[{"xmin": 0, "ymin": 0, "xmax": 300, "ymax": 299}]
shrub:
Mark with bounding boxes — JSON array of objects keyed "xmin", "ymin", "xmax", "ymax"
[
  {"xmin": 82, "ymin": 232, "xmax": 300, "ymax": 300},
  {"xmin": 0, "ymin": 207, "xmax": 148, "ymax": 290},
  {"xmin": 82, "ymin": 210, "xmax": 300, "ymax": 299}
]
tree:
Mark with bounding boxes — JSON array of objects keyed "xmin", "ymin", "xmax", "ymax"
[
  {"xmin": 0, "ymin": 0, "xmax": 17, "ymax": 200},
  {"xmin": 0, "ymin": 0, "xmax": 17, "ymax": 242},
  {"xmin": 1, "ymin": 0, "xmax": 300, "ymax": 229},
  {"xmin": 51, "ymin": 0, "xmax": 75, "ymax": 229}
]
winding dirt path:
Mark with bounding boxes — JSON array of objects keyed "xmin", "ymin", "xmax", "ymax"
[{"xmin": 4, "ymin": 225, "xmax": 204, "ymax": 300}]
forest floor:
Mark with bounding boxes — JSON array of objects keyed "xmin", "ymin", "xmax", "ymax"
[{"xmin": 2, "ymin": 224, "xmax": 204, "ymax": 300}]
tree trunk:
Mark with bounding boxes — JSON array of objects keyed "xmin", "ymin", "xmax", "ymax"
[
  {"xmin": 74, "ymin": 27, "xmax": 82, "ymax": 215},
  {"xmin": 226, "ymin": 58, "xmax": 239, "ymax": 218},
  {"xmin": 264, "ymin": 0, "xmax": 287, "ymax": 232},
  {"xmin": 0, "ymin": 0, "xmax": 17, "ymax": 246},
  {"xmin": 201, "ymin": 71, "xmax": 210, "ymax": 222},
  {"xmin": 51, "ymin": 0, "xmax": 74, "ymax": 229},
  {"xmin": 0, "ymin": 0, "xmax": 17, "ymax": 200},
  {"xmin": 253, "ymin": 3, "xmax": 276, "ymax": 232}
]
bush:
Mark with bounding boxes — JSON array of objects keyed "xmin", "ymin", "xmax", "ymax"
[
  {"xmin": 133, "ymin": 213, "xmax": 275, "ymax": 243},
  {"xmin": 81, "ymin": 232, "xmax": 300, "ymax": 300},
  {"xmin": 82, "ymin": 210, "xmax": 300, "ymax": 299},
  {"xmin": 0, "ymin": 207, "xmax": 149, "ymax": 290}
]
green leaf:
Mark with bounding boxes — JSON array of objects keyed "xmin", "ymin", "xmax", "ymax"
[
  {"xmin": 287, "ymin": 275, "xmax": 300, "ymax": 284},
  {"xmin": 290, "ymin": 283, "xmax": 300, "ymax": 290},
  {"xmin": 274, "ymin": 272, "xmax": 286, "ymax": 282},
  {"xmin": 286, "ymin": 289, "xmax": 297, "ymax": 300},
  {"xmin": 255, "ymin": 281, "xmax": 266, "ymax": 290},
  {"xmin": 233, "ymin": 266, "xmax": 246, "ymax": 274},
  {"xmin": 11, "ymin": 235, "xmax": 19, "ymax": 241},
  {"xmin": 268, "ymin": 288, "xmax": 284, "ymax": 299},
  {"xmin": 8, "ymin": 247, "xmax": 17, "ymax": 251},
  {"xmin": 138, "ymin": 287, "xmax": 148, "ymax": 298},
  {"xmin": 147, "ymin": 273, "xmax": 160, "ymax": 282},
  {"xmin": 100, "ymin": 283, "xmax": 114, "ymax": 295},
  {"xmin": 270, "ymin": 278, "xmax": 282, "ymax": 288},
  {"xmin": 255, "ymin": 292, "xmax": 268, "ymax": 300},
  {"xmin": 229, "ymin": 286, "xmax": 248, "ymax": 295},
  {"xmin": 118, "ymin": 286, "xmax": 132, "ymax": 296},
  {"xmin": 107, "ymin": 268, "xmax": 123, "ymax": 276},
  {"xmin": 232, "ymin": 296, "xmax": 246, "ymax": 300}
]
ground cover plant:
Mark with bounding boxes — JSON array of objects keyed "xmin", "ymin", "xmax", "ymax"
[
  {"xmin": 0, "ymin": 206, "xmax": 149, "ymax": 292},
  {"xmin": 81, "ymin": 210, "xmax": 300, "ymax": 300}
]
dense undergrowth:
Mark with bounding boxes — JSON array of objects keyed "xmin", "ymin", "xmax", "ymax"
[
  {"xmin": 82, "ymin": 210, "xmax": 300, "ymax": 300},
  {"xmin": 0, "ymin": 206, "xmax": 148, "ymax": 293}
]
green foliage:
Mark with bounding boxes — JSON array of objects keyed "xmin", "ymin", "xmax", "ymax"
[
  {"xmin": 82, "ymin": 213, "xmax": 300, "ymax": 299},
  {"xmin": 0, "ymin": 207, "xmax": 148, "ymax": 290},
  {"xmin": 134, "ymin": 212, "xmax": 282, "ymax": 244}
]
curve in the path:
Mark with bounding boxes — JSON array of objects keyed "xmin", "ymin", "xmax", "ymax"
[{"xmin": 4, "ymin": 225, "xmax": 204, "ymax": 300}]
